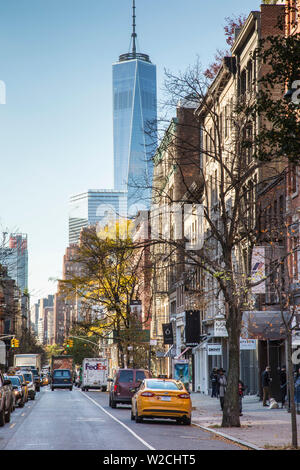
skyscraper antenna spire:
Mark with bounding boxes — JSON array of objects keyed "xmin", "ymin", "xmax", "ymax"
[{"xmin": 132, "ymin": 0, "xmax": 137, "ymax": 56}]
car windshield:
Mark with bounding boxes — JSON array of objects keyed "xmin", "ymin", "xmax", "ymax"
[
  {"xmin": 119, "ymin": 370, "xmax": 134, "ymax": 383},
  {"xmin": 136, "ymin": 371, "xmax": 146, "ymax": 382},
  {"xmin": 146, "ymin": 380, "xmax": 180, "ymax": 390},
  {"xmin": 5, "ymin": 376, "xmax": 21, "ymax": 386},
  {"xmin": 53, "ymin": 370, "xmax": 71, "ymax": 378},
  {"xmin": 32, "ymin": 369, "xmax": 39, "ymax": 376},
  {"xmin": 23, "ymin": 374, "xmax": 33, "ymax": 381}
]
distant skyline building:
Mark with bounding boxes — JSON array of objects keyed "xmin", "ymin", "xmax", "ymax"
[
  {"xmin": 113, "ymin": 0, "xmax": 157, "ymax": 213},
  {"xmin": 69, "ymin": 189, "xmax": 128, "ymax": 244},
  {"xmin": 1, "ymin": 233, "xmax": 28, "ymax": 293}
]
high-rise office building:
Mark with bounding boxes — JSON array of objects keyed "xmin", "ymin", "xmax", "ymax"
[
  {"xmin": 113, "ymin": 0, "xmax": 157, "ymax": 214},
  {"xmin": 1, "ymin": 234, "xmax": 28, "ymax": 293},
  {"xmin": 69, "ymin": 189, "xmax": 128, "ymax": 244}
]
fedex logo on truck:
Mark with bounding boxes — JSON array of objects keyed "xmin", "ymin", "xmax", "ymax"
[{"xmin": 85, "ymin": 363, "xmax": 107, "ymax": 371}]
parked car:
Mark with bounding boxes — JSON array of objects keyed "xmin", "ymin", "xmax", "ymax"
[
  {"xmin": 131, "ymin": 378, "xmax": 192, "ymax": 425},
  {"xmin": 0, "ymin": 372, "xmax": 13, "ymax": 426},
  {"xmin": 3, "ymin": 375, "xmax": 16, "ymax": 412},
  {"xmin": 51, "ymin": 369, "xmax": 73, "ymax": 391},
  {"xmin": 21, "ymin": 371, "xmax": 36, "ymax": 400},
  {"xmin": 15, "ymin": 372, "xmax": 29, "ymax": 402},
  {"xmin": 109, "ymin": 369, "xmax": 150, "ymax": 408},
  {"xmin": 31, "ymin": 368, "xmax": 41, "ymax": 392},
  {"xmin": 5, "ymin": 375, "xmax": 25, "ymax": 408}
]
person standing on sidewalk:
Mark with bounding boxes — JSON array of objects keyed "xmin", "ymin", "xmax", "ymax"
[
  {"xmin": 238, "ymin": 380, "xmax": 245, "ymax": 416},
  {"xmin": 218, "ymin": 368, "xmax": 227, "ymax": 410},
  {"xmin": 210, "ymin": 368, "xmax": 218, "ymax": 398},
  {"xmin": 279, "ymin": 365, "xmax": 287, "ymax": 409},
  {"xmin": 262, "ymin": 366, "xmax": 272, "ymax": 406}
]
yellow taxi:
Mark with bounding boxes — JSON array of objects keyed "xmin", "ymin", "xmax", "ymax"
[
  {"xmin": 41, "ymin": 375, "xmax": 49, "ymax": 386},
  {"xmin": 131, "ymin": 378, "xmax": 192, "ymax": 425},
  {"xmin": 15, "ymin": 372, "xmax": 29, "ymax": 403}
]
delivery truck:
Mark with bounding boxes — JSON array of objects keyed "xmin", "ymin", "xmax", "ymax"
[
  {"xmin": 51, "ymin": 355, "xmax": 74, "ymax": 374},
  {"xmin": 14, "ymin": 354, "xmax": 42, "ymax": 372},
  {"xmin": 81, "ymin": 358, "xmax": 108, "ymax": 392}
]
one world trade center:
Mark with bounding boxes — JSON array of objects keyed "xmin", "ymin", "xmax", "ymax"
[{"xmin": 113, "ymin": 0, "xmax": 157, "ymax": 215}]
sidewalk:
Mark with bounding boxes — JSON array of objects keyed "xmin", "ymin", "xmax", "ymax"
[{"xmin": 191, "ymin": 393, "xmax": 300, "ymax": 449}]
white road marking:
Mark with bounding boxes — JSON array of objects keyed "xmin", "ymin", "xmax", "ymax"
[
  {"xmin": 9, "ymin": 423, "xmax": 16, "ymax": 429},
  {"xmin": 79, "ymin": 391, "xmax": 155, "ymax": 451},
  {"xmin": 75, "ymin": 418, "xmax": 106, "ymax": 422}
]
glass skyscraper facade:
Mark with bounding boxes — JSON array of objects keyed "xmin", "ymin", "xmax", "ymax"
[
  {"xmin": 0, "ymin": 234, "xmax": 28, "ymax": 293},
  {"xmin": 113, "ymin": 46, "xmax": 157, "ymax": 215},
  {"xmin": 69, "ymin": 190, "xmax": 128, "ymax": 244}
]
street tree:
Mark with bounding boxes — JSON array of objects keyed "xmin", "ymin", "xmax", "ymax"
[{"xmin": 60, "ymin": 221, "xmax": 152, "ymax": 369}]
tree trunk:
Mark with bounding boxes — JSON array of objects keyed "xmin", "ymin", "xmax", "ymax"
[
  {"xmin": 287, "ymin": 332, "xmax": 298, "ymax": 449},
  {"xmin": 222, "ymin": 309, "xmax": 241, "ymax": 427}
]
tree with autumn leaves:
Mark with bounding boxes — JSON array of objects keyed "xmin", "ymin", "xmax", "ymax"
[{"xmin": 60, "ymin": 220, "xmax": 152, "ymax": 369}]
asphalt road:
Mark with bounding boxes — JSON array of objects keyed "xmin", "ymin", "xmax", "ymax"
[{"xmin": 0, "ymin": 386, "xmax": 241, "ymax": 450}]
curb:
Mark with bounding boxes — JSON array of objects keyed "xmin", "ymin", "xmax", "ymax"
[{"xmin": 192, "ymin": 422, "xmax": 264, "ymax": 450}]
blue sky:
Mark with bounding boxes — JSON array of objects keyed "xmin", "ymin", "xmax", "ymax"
[{"xmin": 0, "ymin": 0, "xmax": 261, "ymax": 303}]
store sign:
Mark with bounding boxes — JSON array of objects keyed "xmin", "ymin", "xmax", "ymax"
[
  {"xmin": 251, "ymin": 247, "xmax": 265, "ymax": 294},
  {"xmin": 207, "ymin": 344, "xmax": 222, "ymax": 356},
  {"xmin": 214, "ymin": 319, "xmax": 228, "ymax": 337},
  {"xmin": 162, "ymin": 323, "xmax": 174, "ymax": 345},
  {"xmin": 130, "ymin": 300, "xmax": 142, "ymax": 317},
  {"xmin": 185, "ymin": 310, "xmax": 200, "ymax": 346},
  {"xmin": 240, "ymin": 339, "xmax": 257, "ymax": 350}
]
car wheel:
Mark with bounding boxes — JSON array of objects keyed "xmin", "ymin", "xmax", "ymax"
[
  {"xmin": 51, "ymin": 387, "xmax": 54, "ymax": 391},
  {"xmin": 111, "ymin": 398, "xmax": 117, "ymax": 408},
  {"xmin": 69, "ymin": 387, "xmax": 73, "ymax": 391},
  {"xmin": 5, "ymin": 407, "xmax": 11, "ymax": 423},
  {"xmin": 131, "ymin": 409, "xmax": 135, "ymax": 420},
  {"xmin": 135, "ymin": 409, "xmax": 142, "ymax": 423},
  {"xmin": 31, "ymin": 394, "xmax": 36, "ymax": 400},
  {"xmin": 183, "ymin": 416, "xmax": 191, "ymax": 425},
  {"xmin": 19, "ymin": 401, "xmax": 25, "ymax": 408},
  {"xmin": 0, "ymin": 409, "xmax": 5, "ymax": 427}
]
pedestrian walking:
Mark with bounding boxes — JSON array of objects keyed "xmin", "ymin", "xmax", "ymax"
[
  {"xmin": 218, "ymin": 368, "xmax": 227, "ymax": 411},
  {"xmin": 279, "ymin": 365, "xmax": 287, "ymax": 409},
  {"xmin": 239, "ymin": 380, "xmax": 245, "ymax": 416},
  {"xmin": 262, "ymin": 366, "xmax": 272, "ymax": 406},
  {"xmin": 210, "ymin": 368, "xmax": 218, "ymax": 398}
]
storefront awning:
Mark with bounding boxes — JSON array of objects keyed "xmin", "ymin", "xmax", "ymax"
[
  {"xmin": 175, "ymin": 347, "xmax": 191, "ymax": 359},
  {"xmin": 242, "ymin": 311, "xmax": 291, "ymax": 341}
]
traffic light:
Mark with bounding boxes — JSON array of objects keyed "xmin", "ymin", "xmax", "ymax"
[
  {"xmin": 14, "ymin": 339, "xmax": 19, "ymax": 348},
  {"xmin": 65, "ymin": 338, "xmax": 74, "ymax": 348},
  {"xmin": 11, "ymin": 338, "xmax": 15, "ymax": 348}
]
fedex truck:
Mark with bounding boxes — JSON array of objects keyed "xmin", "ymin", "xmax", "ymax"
[{"xmin": 81, "ymin": 358, "xmax": 108, "ymax": 392}]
